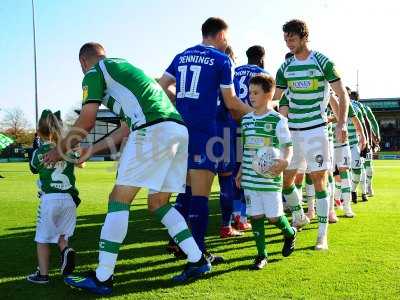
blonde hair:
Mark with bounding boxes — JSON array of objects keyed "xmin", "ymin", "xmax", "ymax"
[{"xmin": 38, "ymin": 113, "xmax": 63, "ymax": 143}]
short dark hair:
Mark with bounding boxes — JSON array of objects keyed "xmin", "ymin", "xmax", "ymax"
[
  {"xmin": 201, "ymin": 17, "xmax": 228, "ymax": 37},
  {"xmin": 350, "ymin": 91, "xmax": 359, "ymax": 101},
  {"xmin": 249, "ymin": 74, "xmax": 275, "ymax": 93},
  {"xmin": 79, "ymin": 42, "xmax": 105, "ymax": 59},
  {"xmin": 283, "ymin": 19, "xmax": 309, "ymax": 40},
  {"xmin": 246, "ymin": 45, "xmax": 265, "ymax": 60}
]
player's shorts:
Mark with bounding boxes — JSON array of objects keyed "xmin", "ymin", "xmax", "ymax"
[
  {"xmin": 116, "ymin": 121, "xmax": 188, "ymax": 193},
  {"xmin": 215, "ymin": 123, "xmax": 237, "ymax": 173},
  {"xmin": 244, "ymin": 189, "xmax": 283, "ymax": 218},
  {"xmin": 287, "ymin": 125, "xmax": 332, "ymax": 172},
  {"xmin": 350, "ymin": 144, "xmax": 363, "ymax": 169},
  {"xmin": 334, "ymin": 144, "xmax": 352, "ymax": 169},
  {"xmin": 35, "ymin": 193, "xmax": 76, "ymax": 244},
  {"xmin": 187, "ymin": 126, "xmax": 220, "ymax": 173}
]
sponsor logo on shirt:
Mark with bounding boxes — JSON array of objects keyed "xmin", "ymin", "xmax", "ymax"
[
  {"xmin": 82, "ymin": 85, "xmax": 88, "ymax": 102},
  {"xmin": 288, "ymin": 79, "xmax": 319, "ymax": 92}
]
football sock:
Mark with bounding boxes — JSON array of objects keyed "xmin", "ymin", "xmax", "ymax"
[
  {"xmin": 360, "ymin": 166, "xmax": 368, "ymax": 194},
  {"xmin": 155, "ymin": 203, "xmax": 202, "ymax": 263},
  {"xmin": 365, "ymin": 160, "xmax": 373, "ymax": 189},
  {"xmin": 218, "ymin": 175, "xmax": 234, "ymax": 227},
  {"xmin": 328, "ymin": 174, "xmax": 335, "ymax": 211},
  {"xmin": 305, "ymin": 174, "xmax": 315, "ymax": 209},
  {"xmin": 316, "ymin": 191, "xmax": 329, "ymax": 237},
  {"xmin": 283, "ymin": 184, "xmax": 305, "ymax": 219},
  {"xmin": 351, "ymin": 168, "xmax": 362, "ymax": 192},
  {"xmin": 188, "ymin": 196, "xmax": 209, "ymax": 252},
  {"xmin": 340, "ymin": 171, "xmax": 351, "ymax": 207},
  {"xmin": 251, "ymin": 218, "xmax": 266, "ymax": 257},
  {"xmin": 174, "ymin": 185, "xmax": 191, "ymax": 221},
  {"xmin": 334, "ymin": 180, "xmax": 341, "ymax": 201},
  {"xmin": 275, "ymin": 215, "xmax": 295, "ymax": 237},
  {"xmin": 96, "ymin": 200, "xmax": 130, "ymax": 281}
]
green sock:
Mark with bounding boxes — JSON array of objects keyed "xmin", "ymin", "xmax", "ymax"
[
  {"xmin": 251, "ymin": 218, "xmax": 266, "ymax": 257},
  {"xmin": 275, "ymin": 215, "xmax": 295, "ymax": 237}
]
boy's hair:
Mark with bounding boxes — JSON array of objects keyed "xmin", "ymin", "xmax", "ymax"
[
  {"xmin": 350, "ymin": 91, "xmax": 359, "ymax": 101},
  {"xmin": 283, "ymin": 19, "xmax": 309, "ymax": 40},
  {"xmin": 249, "ymin": 74, "xmax": 275, "ymax": 93},
  {"xmin": 38, "ymin": 110, "xmax": 63, "ymax": 143},
  {"xmin": 201, "ymin": 17, "xmax": 228, "ymax": 37}
]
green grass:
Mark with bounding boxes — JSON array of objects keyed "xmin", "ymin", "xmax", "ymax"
[{"xmin": 0, "ymin": 161, "xmax": 399, "ymax": 299}]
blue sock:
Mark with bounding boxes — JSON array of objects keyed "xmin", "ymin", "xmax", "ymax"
[
  {"xmin": 218, "ymin": 175, "xmax": 234, "ymax": 227},
  {"xmin": 174, "ymin": 186, "xmax": 191, "ymax": 221},
  {"xmin": 232, "ymin": 179, "xmax": 242, "ymax": 216},
  {"xmin": 240, "ymin": 191, "xmax": 247, "ymax": 218},
  {"xmin": 188, "ymin": 196, "xmax": 209, "ymax": 252}
]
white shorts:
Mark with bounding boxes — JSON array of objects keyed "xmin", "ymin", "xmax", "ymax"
[
  {"xmin": 35, "ymin": 193, "xmax": 76, "ymax": 244},
  {"xmin": 350, "ymin": 145, "xmax": 363, "ymax": 169},
  {"xmin": 244, "ymin": 190, "xmax": 283, "ymax": 218},
  {"xmin": 116, "ymin": 121, "xmax": 188, "ymax": 193},
  {"xmin": 288, "ymin": 126, "xmax": 332, "ymax": 172},
  {"xmin": 365, "ymin": 149, "xmax": 373, "ymax": 162},
  {"xmin": 334, "ymin": 145, "xmax": 352, "ymax": 169}
]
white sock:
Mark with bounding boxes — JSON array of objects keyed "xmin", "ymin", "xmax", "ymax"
[
  {"xmin": 316, "ymin": 191, "xmax": 329, "ymax": 237},
  {"xmin": 334, "ymin": 182, "xmax": 341, "ymax": 201},
  {"xmin": 360, "ymin": 167, "xmax": 367, "ymax": 194},
  {"xmin": 340, "ymin": 171, "xmax": 351, "ymax": 208},
  {"xmin": 157, "ymin": 204, "xmax": 202, "ymax": 263},
  {"xmin": 96, "ymin": 201, "xmax": 130, "ymax": 282},
  {"xmin": 351, "ymin": 169, "xmax": 361, "ymax": 192}
]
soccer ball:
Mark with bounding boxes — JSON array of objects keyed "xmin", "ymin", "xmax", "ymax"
[{"xmin": 252, "ymin": 146, "xmax": 280, "ymax": 178}]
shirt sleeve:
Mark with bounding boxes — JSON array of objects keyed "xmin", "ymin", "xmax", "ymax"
[
  {"xmin": 219, "ymin": 56, "xmax": 234, "ymax": 89},
  {"xmin": 348, "ymin": 102, "xmax": 355, "ymax": 118},
  {"xmin": 365, "ymin": 106, "xmax": 380, "ymax": 138},
  {"xmin": 279, "ymin": 91, "xmax": 289, "ymax": 107},
  {"xmin": 29, "ymin": 149, "xmax": 39, "ymax": 174},
  {"xmin": 276, "ymin": 117, "xmax": 293, "ymax": 148},
  {"xmin": 82, "ymin": 67, "xmax": 105, "ymax": 105},
  {"xmin": 164, "ymin": 55, "xmax": 178, "ymax": 79},
  {"xmin": 323, "ymin": 59, "xmax": 341, "ymax": 83},
  {"xmin": 275, "ymin": 67, "xmax": 287, "ymax": 89}
]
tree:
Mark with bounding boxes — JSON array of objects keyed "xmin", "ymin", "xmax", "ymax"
[{"xmin": 0, "ymin": 108, "xmax": 32, "ymax": 143}]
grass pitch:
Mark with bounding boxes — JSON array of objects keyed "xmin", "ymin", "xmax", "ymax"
[{"xmin": 0, "ymin": 161, "xmax": 399, "ymax": 299}]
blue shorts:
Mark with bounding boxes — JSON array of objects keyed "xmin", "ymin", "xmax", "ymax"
[
  {"xmin": 188, "ymin": 127, "xmax": 219, "ymax": 173},
  {"xmin": 215, "ymin": 123, "xmax": 237, "ymax": 173}
]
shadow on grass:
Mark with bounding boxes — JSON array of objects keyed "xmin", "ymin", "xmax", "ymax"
[{"xmin": 0, "ymin": 194, "xmax": 320, "ymax": 298}]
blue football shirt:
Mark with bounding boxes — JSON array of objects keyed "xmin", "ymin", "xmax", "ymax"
[{"xmin": 233, "ymin": 64, "xmax": 268, "ymax": 105}]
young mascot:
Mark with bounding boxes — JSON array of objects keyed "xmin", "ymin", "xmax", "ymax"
[{"xmin": 236, "ymin": 74, "xmax": 296, "ymax": 270}]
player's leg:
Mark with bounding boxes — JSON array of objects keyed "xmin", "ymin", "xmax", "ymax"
[
  {"xmin": 283, "ymin": 130, "xmax": 309, "ymax": 228},
  {"xmin": 328, "ymin": 172, "xmax": 338, "ymax": 223},
  {"xmin": 360, "ymin": 162, "xmax": 368, "ymax": 202},
  {"xmin": 305, "ymin": 172, "xmax": 316, "ymax": 219},
  {"xmin": 245, "ymin": 190, "xmax": 267, "ymax": 270},
  {"xmin": 351, "ymin": 145, "xmax": 362, "ymax": 203},
  {"xmin": 266, "ymin": 191, "xmax": 296, "ymax": 258},
  {"xmin": 218, "ymin": 172, "xmax": 242, "ymax": 238},
  {"xmin": 365, "ymin": 158, "xmax": 374, "ymax": 196}
]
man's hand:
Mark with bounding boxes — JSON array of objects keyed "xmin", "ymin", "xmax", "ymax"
[
  {"xmin": 43, "ymin": 147, "xmax": 62, "ymax": 166},
  {"xmin": 235, "ymin": 169, "xmax": 242, "ymax": 189},
  {"xmin": 358, "ymin": 132, "xmax": 367, "ymax": 151},
  {"xmin": 335, "ymin": 122, "xmax": 348, "ymax": 144},
  {"xmin": 268, "ymin": 158, "xmax": 289, "ymax": 177}
]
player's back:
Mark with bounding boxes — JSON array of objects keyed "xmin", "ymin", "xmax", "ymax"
[
  {"xmin": 165, "ymin": 44, "xmax": 233, "ymax": 131},
  {"xmin": 233, "ymin": 64, "xmax": 268, "ymax": 105}
]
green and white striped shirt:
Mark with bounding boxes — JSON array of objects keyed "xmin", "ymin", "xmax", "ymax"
[
  {"xmin": 276, "ymin": 51, "xmax": 340, "ymax": 130},
  {"xmin": 333, "ymin": 102, "xmax": 356, "ymax": 147},
  {"xmin": 241, "ymin": 110, "xmax": 292, "ymax": 192}
]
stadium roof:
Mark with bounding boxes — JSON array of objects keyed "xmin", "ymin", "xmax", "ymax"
[{"xmin": 360, "ymin": 97, "xmax": 400, "ymax": 112}]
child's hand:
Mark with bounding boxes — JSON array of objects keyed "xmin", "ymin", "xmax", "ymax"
[
  {"xmin": 77, "ymin": 147, "xmax": 92, "ymax": 165},
  {"xmin": 268, "ymin": 158, "xmax": 289, "ymax": 177}
]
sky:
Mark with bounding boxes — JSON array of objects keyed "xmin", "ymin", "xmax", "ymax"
[{"xmin": 0, "ymin": 0, "xmax": 399, "ymax": 128}]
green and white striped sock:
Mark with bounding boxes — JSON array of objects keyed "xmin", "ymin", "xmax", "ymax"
[
  {"xmin": 96, "ymin": 200, "xmax": 130, "ymax": 281},
  {"xmin": 155, "ymin": 203, "xmax": 202, "ymax": 263}
]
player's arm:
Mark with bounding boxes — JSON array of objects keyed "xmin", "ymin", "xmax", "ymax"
[
  {"xmin": 79, "ymin": 122, "xmax": 130, "ymax": 163},
  {"xmin": 268, "ymin": 118, "xmax": 293, "ymax": 176},
  {"xmin": 365, "ymin": 106, "xmax": 380, "ymax": 142},
  {"xmin": 330, "ymin": 80, "xmax": 349, "ymax": 143},
  {"xmin": 351, "ymin": 115, "xmax": 367, "ymax": 150},
  {"xmin": 221, "ymin": 86, "xmax": 253, "ymax": 120},
  {"xmin": 158, "ymin": 73, "xmax": 176, "ymax": 103},
  {"xmin": 29, "ymin": 149, "xmax": 39, "ymax": 174},
  {"xmin": 274, "ymin": 67, "xmax": 288, "ymax": 116}
]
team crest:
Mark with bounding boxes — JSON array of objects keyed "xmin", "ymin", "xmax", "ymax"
[
  {"xmin": 264, "ymin": 123, "xmax": 273, "ymax": 131},
  {"xmin": 82, "ymin": 85, "xmax": 88, "ymax": 102}
]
